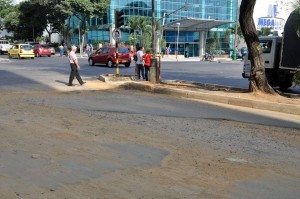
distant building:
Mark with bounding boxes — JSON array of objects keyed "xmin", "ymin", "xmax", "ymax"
[{"xmin": 68, "ymin": 0, "xmax": 239, "ymax": 57}]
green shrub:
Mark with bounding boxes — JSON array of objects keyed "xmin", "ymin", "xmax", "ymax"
[{"xmin": 293, "ymin": 71, "xmax": 300, "ymax": 85}]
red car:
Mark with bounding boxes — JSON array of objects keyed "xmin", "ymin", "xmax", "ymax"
[
  {"xmin": 33, "ymin": 44, "xmax": 52, "ymax": 57},
  {"xmin": 88, "ymin": 47, "xmax": 131, "ymax": 67}
]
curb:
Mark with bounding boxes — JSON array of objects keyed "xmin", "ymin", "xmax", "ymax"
[{"xmin": 118, "ymin": 82, "xmax": 300, "ymax": 116}]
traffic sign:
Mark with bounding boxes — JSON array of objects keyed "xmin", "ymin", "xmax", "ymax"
[{"xmin": 112, "ymin": 29, "xmax": 122, "ymax": 41}]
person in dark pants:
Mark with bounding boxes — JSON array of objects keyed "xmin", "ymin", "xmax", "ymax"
[
  {"xmin": 68, "ymin": 45, "xmax": 85, "ymax": 86},
  {"xmin": 136, "ymin": 46, "xmax": 145, "ymax": 80},
  {"xmin": 143, "ymin": 49, "xmax": 152, "ymax": 81}
]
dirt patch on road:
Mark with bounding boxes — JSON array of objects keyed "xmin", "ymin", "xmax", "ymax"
[
  {"xmin": 160, "ymin": 80, "xmax": 300, "ymax": 105},
  {"xmin": 0, "ymin": 91, "xmax": 299, "ymax": 199}
]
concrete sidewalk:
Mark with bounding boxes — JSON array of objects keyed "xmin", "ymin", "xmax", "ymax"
[{"xmin": 159, "ymin": 55, "xmax": 243, "ymax": 63}]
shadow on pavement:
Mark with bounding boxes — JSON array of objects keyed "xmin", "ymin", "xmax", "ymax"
[{"xmin": 0, "ymin": 70, "xmax": 53, "ymax": 92}]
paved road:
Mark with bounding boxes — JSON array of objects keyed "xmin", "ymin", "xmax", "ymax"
[
  {"xmin": 1, "ymin": 54, "xmax": 299, "ymax": 94},
  {"xmin": 0, "ymin": 55, "xmax": 300, "ymax": 198},
  {"xmin": 0, "ymin": 54, "xmax": 299, "ymax": 128}
]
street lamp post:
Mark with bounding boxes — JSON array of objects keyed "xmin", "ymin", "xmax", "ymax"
[{"xmin": 176, "ymin": 22, "xmax": 180, "ymax": 61}]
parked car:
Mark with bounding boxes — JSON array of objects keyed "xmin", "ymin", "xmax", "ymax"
[
  {"xmin": 88, "ymin": 47, "xmax": 131, "ymax": 67},
  {"xmin": 8, "ymin": 44, "xmax": 34, "ymax": 59},
  {"xmin": 33, "ymin": 44, "xmax": 52, "ymax": 57},
  {"xmin": 48, "ymin": 44, "xmax": 56, "ymax": 55},
  {"xmin": 0, "ymin": 39, "xmax": 12, "ymax": 55}
]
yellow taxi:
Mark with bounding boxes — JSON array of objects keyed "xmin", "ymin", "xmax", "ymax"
[{"xmin": 8, "ymin": 44, "xmax": 34, "ymax": 59}]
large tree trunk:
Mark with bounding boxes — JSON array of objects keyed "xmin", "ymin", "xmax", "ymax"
[{"xmin": 239, "ymin": 0, "xmax": 275, "ymax": 94}]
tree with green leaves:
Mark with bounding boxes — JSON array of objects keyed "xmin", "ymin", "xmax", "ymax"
[
  {"xmin": 228, "ymin": 23, "xmax": 243, "ymax": 48},
  {"xmin": 4, "ymin": 1, "xmax": 47, "ymax": 41},
  {"xmin": 127, "ymin": 16, "xmax": 152, "ymax": 50},
  {"xmin": 0, "ymin": 0, "xmax": 13, "ymax": 31},
  {"xmin": 205, "ymin": 31, "xmax": 218, "ymax": 54},
  {"xmin": 31, "ymin": 0, "xmax": 69, "ymax": 43},
  {"xmin": 223, "ymin": 29, "xmax": 231, "ymax": 51},
  {"xmin": 57, "ymin": 0, "xmax": 110, "ymax": 53},
  {"xmin": 258, "ymin": 27, "xmax": 273, "ymax": 36},
  {"xmin": 291, "ymin": 0, "xmax": 300, "ymax": 37}
]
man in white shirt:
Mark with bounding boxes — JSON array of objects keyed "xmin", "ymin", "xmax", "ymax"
[
  {"xmin": 68, "ymin": 45, "xmax": 85, "ymax": 86},
  {"xmin": 136, "ymin": 46, "xmax": 145, "ymax": 80}
]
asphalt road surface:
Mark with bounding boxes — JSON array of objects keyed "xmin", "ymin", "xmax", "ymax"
[
  {"xmin": 0, "ymin": 55, "xmax": 299, "ymax": 198},
  {"xmin": 0, "ymin": 54, "xmax": 299, "ymax": 128},
  {"xmin": 3, "ymin": 53, "xmax": 299, "ymax": 93}
]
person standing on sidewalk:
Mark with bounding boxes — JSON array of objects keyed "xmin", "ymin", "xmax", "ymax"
[
  {"xmin": 165, "ymin": 47, "xmax": 169, "ymax": 57},
  {"xmin": 63, "ymin": 43, "xmax": 68, "ymax": 56},
  {"xmin": 68, "ymin": 45, "xmax": 85, "ymax": 86},
  {"xmin": 143, "ymin": 49, "xmax": 152, "ymax": 81},
  {"xmin": 136, "ymin": 46, "xmax": 145, "ymax": 80}
]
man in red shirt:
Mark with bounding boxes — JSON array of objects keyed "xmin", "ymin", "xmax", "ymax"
[{"xmin": 143, "ymin": 49, "xmax": 152, "ymax": 81}]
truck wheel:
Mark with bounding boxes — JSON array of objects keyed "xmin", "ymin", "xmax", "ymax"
[
  {"xmin": 125, "ymin": 63, "xmax": 130, "ymax": 67},
  {"xmin": 278, "ymin": 77, "xmax": 293, "ymax": 90},
  {"xmin": 265, "ymin": 70, "xmax": 274, "ymax": 87},
  {"xmin": 0, "ymin": 50, "xmax": 3, "ymax": 55}
]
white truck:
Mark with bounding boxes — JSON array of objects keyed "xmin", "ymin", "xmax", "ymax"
[
  {"xmin": 0, "ymin": 39, "xmax": 12, "ymax": 55},
  {"xmin": 242, "ymin": 11, "xmax": 300, "ymax": 90}
]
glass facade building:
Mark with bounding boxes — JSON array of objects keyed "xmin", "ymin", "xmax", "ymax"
[{"xmin": 69, "ymin": 0, "xmax": 238, "ymax": 57}]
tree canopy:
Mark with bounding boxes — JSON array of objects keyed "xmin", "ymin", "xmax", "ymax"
[
  {"xmin": 0, "ymin": 0, "xmax": 13, "ymax": 30},
  {"xmin": 1, "ymin": 0, "xmax": 110, "ymax": 42}
]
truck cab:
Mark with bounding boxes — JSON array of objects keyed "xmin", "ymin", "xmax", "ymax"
[{"xmin": 242, "ymin": 36, "xmax": 298, "ymax": 89}]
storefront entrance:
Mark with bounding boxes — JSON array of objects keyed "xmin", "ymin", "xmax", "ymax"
[{"xmin": 166, "ymin": 43, "xmax": 199, "ymax": 57}]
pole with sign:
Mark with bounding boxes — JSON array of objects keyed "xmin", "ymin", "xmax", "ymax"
[
  {"xmin": 112, "ymin": 28, "xmax": 122, "ymax": 76},
  {"xmin": 114, "ymin": 9, "xmax": 124, "ymax": 76}
]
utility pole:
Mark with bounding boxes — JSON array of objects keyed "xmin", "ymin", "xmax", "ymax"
[
  {"xmin": 150, "ymin": 0, "xmax": 159, "ymax": 83},
  {"xmin": 114, "ymin": 9, "xmax": 124, "ymax": 76}
]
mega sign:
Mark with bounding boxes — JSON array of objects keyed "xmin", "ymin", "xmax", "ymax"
[{"xmin": 257, "ymin": 17, "xmax": 285, "ymax": 30}]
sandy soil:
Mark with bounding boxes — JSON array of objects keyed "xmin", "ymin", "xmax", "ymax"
[
  {"xmin": 0, "ymin": 83, "xmax": 299, "ymax": 199},
  {"xmin": 160, "ymin": 80, "xmax": 300, "ymax": 105}
]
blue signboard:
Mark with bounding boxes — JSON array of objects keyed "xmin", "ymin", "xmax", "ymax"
[{"xmin": 257, "ymin": 17, "xmax": 285, "ymax": 31}]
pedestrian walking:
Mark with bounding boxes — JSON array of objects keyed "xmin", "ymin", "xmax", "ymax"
[
  {"xmin": 68, "ymin": 45, "xmax": 86, "ymax": 86},
  {"xmin": 143, "ymin": 49, "xmax": 152, "ymax": 81},
  {"xmin": 136, "ymin": 46, "xmax": 145, "ymax": 80},
  {"xmin": 59, "ymin": 44, "xmax": 64, "ymax": 57},
  {"xmin": 185, "ymin": 46, "xmax": 189, "ymax": 58},
  {"xmin": 63, "ymin": 43, "xmax": 68, "ymax": 56},
  {"xmin": 165, "ymin": 46, "xmax": 169, "ymax": 57},
  {"xmin": 85, "ymin": 44, "xmax": 91, "ymax": 57},
  {"xmin": 89, "ymin": 44, "xmax": 93, "ymax": 55}
]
